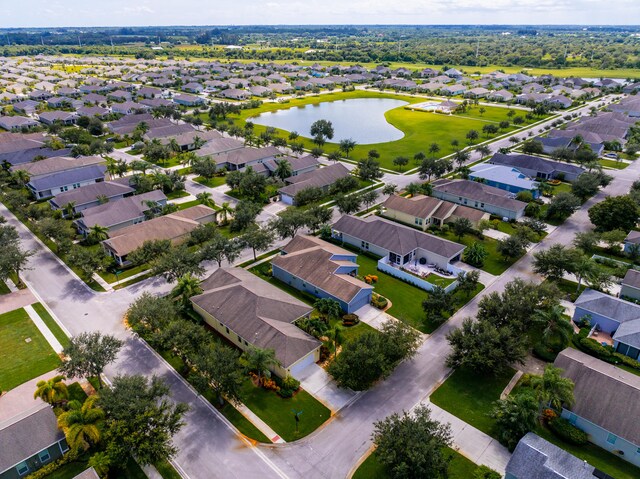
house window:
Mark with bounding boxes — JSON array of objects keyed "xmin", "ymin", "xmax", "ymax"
[
  {"xmin": 568, "ymin": 413, "xmax": 577, "ymax": 425},
  {"xmin": 16, "ymin": 462, "xmax": 29, "ymax": 476},
  {"xmin": 636, "ymin": 447, "xmax": 640, "ymax": 455},
  {"xmin": 607, "ymin": 433, "xmax": 617, "ymax": 445},
  {"xmin": 415, "ymin": 218, "xmax": 423, "ymax": 226},
  {"xmin": 475, "ymin": 202, "xmax": 478, "ymax": 207},
  {"xmin": 360, "ymin": 241, "xmax": 369, "ymax": 250},
  {"xmin": 38, "ymin": 449, "xmax": 51, "ymax": 463},
  {"xmin": 481, "ymin": 203, "xmax": 484, "ymax": 208}
]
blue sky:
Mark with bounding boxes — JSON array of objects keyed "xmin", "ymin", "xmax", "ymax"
[{"xmin": 2, "ymin": 0, "xmax": 638, "ymax": 27}]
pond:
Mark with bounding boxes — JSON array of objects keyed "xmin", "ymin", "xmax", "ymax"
[{"xmin": 250, "ymin": 97, "xmax": 408, "ymax": 145}]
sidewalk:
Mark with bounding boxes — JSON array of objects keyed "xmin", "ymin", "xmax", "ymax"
[
  {"xmin": 0, "ymin": 288, "xmax": 36, "ymax": 315},
  {"xmin": 234, "ymin": 401, "xmax": 286, "ymax": 444},
  {"xmin": 24, "ymin": 304, "xmax": 64, "ymax": 354},
  {"xmin": 426, "ymin": 401, "xmax": 511, "ymax": 475}
]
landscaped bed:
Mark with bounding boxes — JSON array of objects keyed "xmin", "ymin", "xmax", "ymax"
[{"xmin": 0, "ymin": 308, "xmax": 61, "ymax": 391}]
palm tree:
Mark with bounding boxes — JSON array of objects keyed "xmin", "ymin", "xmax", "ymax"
[
  {"xmin": 57, "ymin": 396, "xmax": 105, "ymax": 452},
  {"xmin": 274, "ymin": 159, "xmax": 293, "ymax": 180},
  {"xmin": 192, "ymin": 135, "xmax": 206, "ymax": 149},
  {"xmin": 106, "ymin": 158, "xmax": 118, "ymax": 179},
  {"xmin": 181, "ymin": 152, "xmax": 197, "ymax": 168},
  {"xmin": 241, "ymin": 347, "xmax": 280, "ymax": 384},
  {"xmin": 196, "ymin": 191, "xmax": 215, "ymax": 208},
  {"xmin": 64, "ymin": 201, "xmax": 77, "ymax": 218},
  {"xmin": 96, "ymin": 195, "xmax": 109, "ymax": 205},
  {"xmin": 88, "ymin": 224, "xmax": 109, "ymax": 243},
  {"xmin": 530, "ymin": 365, "xmax": 575, "ymax": 412},
  {"xmin": 168, "ymin": 138, "xmax": 181, "ymax": 154},
  {"xmin": 219, "ymin": 202, "xmax": 233, "ymax": 225},
  {"xmin": 475, "ymin": 144, "xmax": 491, "ymax": 158},
  {"xmin": 172, "ymin": 273, "xmax": 203, "ymax": 309},
  {"xmin": 34, "ymin": 375, "xmax": 68, "ymax": 405},
  {"xmin": 533, "ymin": 305, "xmax": 575, "ymax": 350}
]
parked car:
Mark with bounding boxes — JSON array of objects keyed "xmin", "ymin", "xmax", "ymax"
[{"xmin": 603, "ymin": 153, "xmax": 618, "ymax": 159}]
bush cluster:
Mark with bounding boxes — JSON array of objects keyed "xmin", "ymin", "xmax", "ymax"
[{"xmin": 548, "ymin": 417, "xmax": 589, "ymax": 445}]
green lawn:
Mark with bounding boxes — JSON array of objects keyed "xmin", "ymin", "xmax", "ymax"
[
  {"xmin": 98, "ymin": 262, "xmax": 150, "ymax": 284},
  {"xmin": 165, "ymin": 189, "xmax": 190, "ymax": 200},
  {"xmin": 239, "ymin": 379, "xmax": 331, "ymax": 442},
  {"xmin": 0, "ymin": 308, "xmax": 61, "ymax": 391},
  {"xmin": 32, "ymin": 302, "xmax": 70, "ymax": 349},
  {"xmin": 599, "ymin": 159, "xmax": 629, "ymax": 170},
  {"xmin": 219, "ymin": 402, "xmax": 271, "ymax": 443},
  {"xmin": 355, "ymin": 250, "xmax": 483, "ymax": 332},
  {"xmin": 232, "ymin": 90, "xmax": 545, "ymax": 171},
  {"xmin": 535, "ymin": 426, "xmax": 640, "ymax": 479},
  {"xmin": 328, "ymin": 315, "xmax": 379, "ymax": 344},
  {"xmin": 44, "ymin": 456, "xmax": 147, "ymax": 479},
  {"xmin": 353, "ymin": 447, "xmax": 478, "ymax": 479},
  {"xmin": 436, "ymin": 230, "xmax": 517, "ymax": 276},
  {"xmin": 154, "ymin": 459, "xmax": 182, "ymax": 479},
  {"xmin": 430, "ymin": 367, "xmax": 516, "ymax": 436},
  {"xmin": 193, "ymin": 175, "xmax": 227, "ymax": 188},
  {"xmin": 0, "ymin": 280, "xmax": 10, "ymax": 295}
]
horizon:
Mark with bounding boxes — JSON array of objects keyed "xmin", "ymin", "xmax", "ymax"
[{"xmin": 4, "ymin": 0, "xmax": 640, "ymax": 29}]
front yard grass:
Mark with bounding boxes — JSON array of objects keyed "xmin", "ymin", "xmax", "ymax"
[
  {"xmin": 31, "ymin": 302, "xmax": 70, "ymax": 349},
  {"xmin": 0, "ymin": 308, "xmax": 61, "ymax": 391},
  {"xmin": 353, "ymin": 447, "xmax": 478, "ymax": 479},
  {"xmin": 219, "ymin": 402, "xmax": 270, "ymax": 443},
  {"xmin": 239, "ymin": 379, "xmax": 331, "ymax": 442},
  {"xmin": 599, "ymin": 158, "xmax": 629, "ymax": 170},
  {"xmin": 165, "ymin": 189, "xmax": 191, "ymax": 200},
  {"xmin": 430, "ymin": 367, "xmax": 515, "ymax": 437},
  {"xmin": 193, "ymin": 175, "xmax": 227, "ymax": 188}
]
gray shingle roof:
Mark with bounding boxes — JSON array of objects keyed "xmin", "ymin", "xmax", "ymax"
[
  {"xmin": 506, "ymin": 432, "xmax": 596, "ymax": 479},
  {"xmin": 554, "ymin": 348, "xmax": 640, "ymax": 445},
  {"xmin": 78, "ymin": 190, "xmax": 166, "ymax": 230},
  {"xmin": 191, "ymin": 268, "xmax": 318, "ymax": 368},
  {"xmin": 0, "ymin": 405, "xmax": 65, "ymax": 474},
  {"xmin": 50, "ymin": 181, "xmax": 134, "ymax": 208},
  {"xmin": 279, "ymin": 163, "xmax": 350, "ymax": 197},
  {"xmin": 574, "ymin": 288, "xmax": 640, "ymax": 325},
  {"xmin": 29, "ymin": 165, "xmax": 106, "ymax": 191},
  {"xmin": 489, "ymin": 153, "xmax": 585, "ymax": 176},
  {"xmin": 332, "ymin": 215, "xmax": 465, "ymax": 259},
  {"xmin": 432, "ymin": 178, "xmax": 527, "ymax": 213}
]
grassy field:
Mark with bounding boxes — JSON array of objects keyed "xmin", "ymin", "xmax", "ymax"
[
  {"xmin": 353, "ymin": 447, "xmax": 478, "ymax": 479},
  {"xmin": 31, "ymin": 302, "xmax": 70, "ymax": 349},
  {"xmin": 193, "ymin": 176, "xmax": 228, "ymax": 188},
  {"xmin": 0, "ymin": 308, "xmax": 61, "ymax": 391},
  {"xmin": 231, "ymin": 90, "xmax": 545, "ymax": 171},
  {"xmin": 239, "ymin": 379, "xmax": 331, "ymax": 442},
  {"xmin": 599, "ymin": 159, "xmax": 629, "ymax": 169},
  {"xmin": 430, "ymin": 367, "xmax": 516, "ymax": 436}
]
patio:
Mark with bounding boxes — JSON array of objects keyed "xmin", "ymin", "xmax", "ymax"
[
  {"xmin": 588, "ymin": 329, "xmax": 614, "ymax": 347},
  {"xmin": 400, "ymin": 259, "xmax": 456, "ymax": 279}
]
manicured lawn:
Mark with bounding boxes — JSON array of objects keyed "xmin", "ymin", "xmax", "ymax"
[
  {"xmin": 239, "ymin": 379, "xmax": 331, "ymax": 442},
  {"xmin": 430, "ymin": 367, "xmax": 516, "ymax": 436},
  {"xmin": 328, "ymin": 315, "xmax": 379, "ymax": 344},
  {"xmin": 435, "ymin": 230, "xmax": 517, "ymax": 276},
  {"xmin": 599, "ymin": 159, "xmax": 629, "ymax": 170},
  {"xmin": 0, "ymin": 280, "xmax": 9, "ymax": 295},
  {"xmin": 0, "ymin": 308, "xmax": 61, "ymax": 391},
  {"xmin": 32, "ymin": 302, "xmax": 70, "ymax": 349},
  {"xmin": 353, "ymin": 447, "xmax": 479, "ymax": 479},
  {"xmin": 354, "ymin": 252, "xmax": 483, "ymax": 333},
  {"xmin": 232, "ymin": 90, "xmax": 544, "ymax": 171},
  {"xmin": 193, "ymin": 175, "xmax": 227, "ymax": 188},
  {"xmin": 98, "ymin": 263, "xmax": 150, "ymax": 284},
  {"xmin": 166, "ymin": 189, "xmax": 190, "ymax": 200},
  {"xmin": 535, "ymin": 426, "xmax": 640, "ymax": 479},
  {"xmin": 154, "ymin": 459, "xmax": 182, "ymax": 479},
  {"xmin": 219, "ymin": 402, "xmax": 271, "ymax": 443},
  {"xmin": 175, "ymin": 199, "xmax": 222, "ymax": 211},
  {"xmin": 548, "ymin": 181, "xmax": 573, "ymax": 196}
]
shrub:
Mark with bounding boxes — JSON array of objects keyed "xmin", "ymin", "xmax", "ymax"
[
  {"xmin": 342, "ymin": 313, "xmax": 360, "ymax": 327},
  {"xmin": 533, "ymin": 342, "xmax": 559, "ymax": 362},
  {"xmin": 548, "ymin": 417, "xmax": 589, "ymax": 445},
  {"xmin": 282, "ymin": 375, "xmax": 300, "ymax": 391},
  {"xmin": 613, "ymin": 352, "xmax": 640, "ymax": 371},
  {"xmin": 577, "ymin": 337, "xmax": 615, "ymax": 361},
  {"xmin": 473, "ymin": 465, "xmax": 502, "ymax": 479}
]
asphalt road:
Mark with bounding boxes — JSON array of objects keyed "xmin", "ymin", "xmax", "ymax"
[{"xmin": 1, "ymin": 93, "xmax": 632, "ymax": 479}]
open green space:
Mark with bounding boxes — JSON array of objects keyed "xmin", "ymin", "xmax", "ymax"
[
  {"xmin": 231, "ymin": 90, "xmax": 546, "ymax": 171},
  {"xmin": 0, "ymin": 308, "xmax": 61, "ymax": 391},
  {"xmin": 239, "ymin": 379, "xmax": 331, "ymax": 442},
  {"xmin": 430, "ymin": 367, "xmax": 515, "ymax": 436},
  {"xmin": 353, "ymin": 447, "xmax": 478, "ymax": 479},
  {"xmin": 599, "ymin": 159, "xmax": 629, "ymax": 170},
  {"xmin": 32, "ymin": 302, "xmax": 70, "ymax": 349}
]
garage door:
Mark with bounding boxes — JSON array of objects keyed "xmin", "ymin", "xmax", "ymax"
[
  {"xmin": 290, "ymin": 351, "xmax": 317, "ymax": 378},
  {"xmin": 349, "ymin": 294, "xmax": 371, "ymax": 313}
]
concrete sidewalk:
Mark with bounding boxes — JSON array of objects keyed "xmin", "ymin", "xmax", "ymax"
[
  {"xmin": 426, "ymin": 401, "xmax": 511, "ymax": 475},
  {"xmin": 24, "ymin": 304, "xmax": 64, "ymax": 354},
  {"xmin": 235, "ymin": 401, "xmax": 286, "ymax": 444}
]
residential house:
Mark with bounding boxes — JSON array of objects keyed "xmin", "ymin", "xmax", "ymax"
[
  {"xmin": 172, "ymin": 94, "xmax": 206, "ymax": 107},
  {"xmin": 539, "ymin": 135, "xmax": 604, "ymax": 157},
  {"xmin": 13, "ymin": 155, "xmax": 106, "ymax": 199},
  {"xmin": 49, "ymin": 180, "xmax": 135, "ymax": 215},
  {"xmin": 210, "ymin": 146, "xmax": 282, "ymax": 171},
  {"xmin": 381, "ymin": 194, "xmax": 489, "ymax": 230},
  {"xmin": 506, "ymin": 433, "xmax": 598, "ymax": 479},
  {"xmin": 464, "ymin": 87, "xmax": 490, "ymax": 98},
  {"xmin": 110, "ymin": 101, "xmax": 149, "ymax": 115},
  {"xmin": 331, "ymin": 215, "xmax": 465, "ymax": 292},
  {"xmin": 190, "ymin": 268, "xmax": 320, "ymax": 378},
  {"xmin": 440, "ymin": 84, "xmax": 466, "ymax": 96},
  {"xmin": 12, "ymin": 100, "xmax": 40, "ymax": 116},
  {"xmin": 278, "ymin": 163, "xmax": 351, "ymax": 205},
  {"xmin": 158, "ymin": 129, "xmax": 222, "ymax": 152},
  {"xmin": 0, "ymin": 116, "xmax": 39, "ymax": 131},
  {"xmin": 272, "ymin": 235, "xmax": 373, "ymax": 313},
  {"xmin": 573, "ymin": 288, "xmax": 640, "ymax": 360},
  {"xmin": 195, "ymin": 137, "xmax": 245, "ymax": 157},
  {"xmin": 554, "ymin": 348, "xmax": 640, "ymax": 467},
  {"xmin": 488, "ymin": 153, "xmax": 585, "ymax": 182},
  {"xmin": 0, "ymin": 404, "xmax": 69, "ymax": 479},
  {"xmin": 624, "ymin": 231, "xmax": 640, "ymax": 255},
  {"xmin": 75, "ymin": 190, "xmax": 167, "ymax": 236},
  {"xmin": 37, "ymin": 111, "xmax": 79, "ymax": 126},
  {"xmin": 621, "ymin": 269, "xmax": 640, "ymax": 302},
  {"xmin": 219, "ymin": 89, "xmax": 251, "ymax": 100},
  {"xmin": 431, "ymin": 178, "xmax": 528, "ymax": 220},
  {"xmin": 260, "ymin": 155, "xmax": 320, "ymax": 178},
  {"xmin": 467, "ymin": 163, "xmax": 540, "ymax": 198},
  {"xmin": 487, "ymin": 90, "xmax": 514, "ymax": 102},
  {"xmin": 102, "ymin": 205, "xmax": 216, "ymax": 265},
  {"xmin": 144, "ymin": 123, "xmax": 195, "ymax": 142}
]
